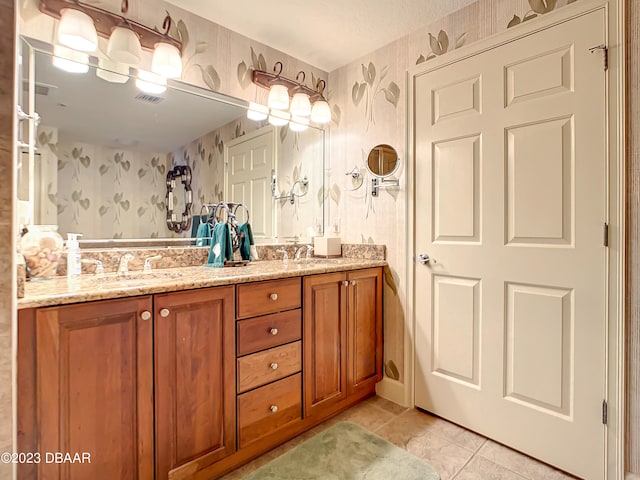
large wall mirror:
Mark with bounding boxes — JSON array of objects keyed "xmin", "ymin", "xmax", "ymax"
[{"xmin": 19, "ymin": 36, "xmax": 325, "ymax": 245}]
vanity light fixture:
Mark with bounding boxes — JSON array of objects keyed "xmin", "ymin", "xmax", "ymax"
[
  {"xmin": 247, "ymin": 102, "xmax": 269, "ymax": 121},
  {"xmin": 251, "ymin": 62, "xmax": 331, "ymax": 127},
  {"xmin": 268, "ymin": 109, "xmax": 291, "ymax": 127},
  {"xmin": 289, "ymin": 116, "xmax": 309, "ymax": 132},
  {"xmin": 136, "ymin": 70, "xmax": 167, "ymax": 95},
  {"xmin": 39, "ymin": 0, "xmax": 182, "ymax": 71},
  {"xmin": 52, "ymin": 44, "xmax": 89, "ymax": 73}
]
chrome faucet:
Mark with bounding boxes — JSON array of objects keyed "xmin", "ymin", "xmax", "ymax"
[
  {"xmin": 305, "ymin": 245, "xmax": 314, "ymax": 259},
  {"xmin": 82, "ymin": 259, "xmax": 104, "ymax": 277},
  {"xmin": 117, "ymin": 253, "xmax": 134, "ymax": 276},
  {"xmin": 294, "ymin": 246, "xmax": 306, "ymax": 261},
  {"xmin": 277, "ymin": 248, "xmax": 289, "ymax": 262},
  {"xmin": 143, "ymin": 255, "xmax": 162, "ymax": 273}
]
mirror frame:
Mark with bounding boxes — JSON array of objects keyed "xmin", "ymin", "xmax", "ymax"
[{"xmin": 366, "ymin": 144, "xmax": 400, "ymax": 178}]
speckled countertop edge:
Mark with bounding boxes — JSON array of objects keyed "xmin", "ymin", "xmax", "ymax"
[{"xmin": 18, "ymin": 259, "xmax": 387, "ymax": 309}]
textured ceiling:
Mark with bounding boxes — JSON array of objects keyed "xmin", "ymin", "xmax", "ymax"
[{"xmin": 166, "ymin": 0, "xmax": 476, "ymax": 71}]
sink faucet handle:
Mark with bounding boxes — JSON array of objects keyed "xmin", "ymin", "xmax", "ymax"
[
  {"xmin": 143, "ymin": 255, "xmax": 162, "ymax": 273},
  {"xmin": 117, "ymin": 253, "xmax": 134, "ymax": 276},
  {"xmin": 82, "ymin": 259, "xmax": 104, "ymax": 276},
  {"xmin": 305, "ymin": 245, "xmax": 314, "ymax": 258},
  {"xmin": 277, "ymin": 248, "xmax": 289, "ymax": 261}
]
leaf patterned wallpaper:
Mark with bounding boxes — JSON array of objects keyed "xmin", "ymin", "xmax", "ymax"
[{"xmin": 328, "ymin": 0, "xmax": 580, "ymax": 384}]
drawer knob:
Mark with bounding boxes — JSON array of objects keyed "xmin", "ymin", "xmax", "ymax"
[
  {"xmin": 350, "ymin": 280, "xmax": 356, "ymax": 286},
  {"xmin": 269, "ymin": 293, "xmax": 278, "ymax": 301},
  {"xmin": 270, "ymin": 405, "xmax": 278, "ymax": 413},
  {"xmin": 342, "ymin": 281, "xmax": 348, "ymax": 287},
  {"xmin": 140, "ymin": 311, "xmax": 152, "ymax": 321},
  {"xmin": 159, "ymin": 308, "xmax": 170, "ymax": 318},
  {"xmin": 270, "ymin": 362, "xmax": 279, "ymax": 370},
  {"xmin": 270, "ymin": 328, "xmax": 279, "ymax": 336}
]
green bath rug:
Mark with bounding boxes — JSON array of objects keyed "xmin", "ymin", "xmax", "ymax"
[{"xmin": 243, "ymin": 421, "xmax": 440, "ymax": 480}]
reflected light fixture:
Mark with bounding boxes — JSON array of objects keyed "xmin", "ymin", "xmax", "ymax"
[
  {"xmin": 96, "ymin": 55, "xmax": 129, "ymax": 83},
  {"xmin": 289, "ymin": 116, "xmax": 309, "ymax": 132},
  {"xmin": 52, "ymin": 44, "xmax": 89, "ymax": 73},
  {"xmin": 40, "ymin": 0, "xmax": 182, "ymax": 74},
  {"xmin": 247, "ymin": 102, "xmax": 269, "ymax": 121},
  {"xmin": 136, "ymin": 70, "xmax": 167, "ymax": 94},
  {"xmin": 268, "ymin": 109, "xmax": 291, "ymax": 127},
  {"xmin": 250, "ymin": 62, "xmax": 331, "ymax": 128}
]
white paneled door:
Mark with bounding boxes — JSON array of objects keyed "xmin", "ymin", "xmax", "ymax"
[
  {"xmin": 414, "ymin": 10, "xmax": 607, "ymax": 479},
  {"xmin": 226, "ymin": 127, "xmax": 275, "ymax": 239}
]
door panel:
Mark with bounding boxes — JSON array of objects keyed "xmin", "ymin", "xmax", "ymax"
[{"xmin": 414, "ymin": 10, "xmax": 606, "ymax": 479}]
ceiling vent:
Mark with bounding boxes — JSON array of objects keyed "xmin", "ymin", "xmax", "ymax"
[
  {"xmin": 23, "ymin": 81, "xmax": 57, "ymax": 96},
  {"xmin": 134, "ymin": 92, "xmax": 164, "ymax": 104}
]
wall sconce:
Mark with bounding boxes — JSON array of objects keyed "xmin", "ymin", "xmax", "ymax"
[
  {"xmin": 250, "ymin": 62, "xmax": 331, "ymax": 128},
  {"xmin": 40, "ymin": 0, "xmax": 182, "ymax": 78}
]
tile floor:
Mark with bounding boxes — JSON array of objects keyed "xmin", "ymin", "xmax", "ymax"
[{"xmin": 221, "ymin": 395, "xmax": 578, "ymax": 480}]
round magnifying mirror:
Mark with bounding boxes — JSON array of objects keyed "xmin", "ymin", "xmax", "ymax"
[{"xmin": 366, "ymin": 144, "xmax": 399, "ymax": 177}]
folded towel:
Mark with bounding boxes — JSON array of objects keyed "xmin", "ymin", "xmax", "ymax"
[
  {"xmin": 195, "ymin": 221, "xmax": 212, "ymax": 247},
  {"xmin": 206, "ymin": 222, "xmax": 233, "ymax": 267},
  {"xmin": 238, "ymin": 222, "xmax": 255, "ymax": 261}
]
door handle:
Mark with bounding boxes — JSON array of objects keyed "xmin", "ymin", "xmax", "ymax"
[{"xmin": 417, "ymin": 253, "xmax": 436, "ymax": 265}]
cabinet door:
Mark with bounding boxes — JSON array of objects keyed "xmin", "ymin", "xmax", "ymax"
[
  {"xmin": 303, "ymin": 272, "xmax": 348, "ymax": 418},
  {"xmin": 36, "ymin": 296, "xmax": 154, "ymax": 480},
  {"xmin": 347, "ymin": 268, "xmax": 383, "ymax": 396},
  {"xmin": 155, "ymin": 286, "xmax": 236, "ymax": 480}
]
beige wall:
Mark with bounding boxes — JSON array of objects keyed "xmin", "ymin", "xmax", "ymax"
[
  {"xmin": 0, "ymin": 0, "xmax": 15, "ymax": 478},
  {"xmin": 626, "ymin": 0, "xmax": 639, "ymax": 474}
]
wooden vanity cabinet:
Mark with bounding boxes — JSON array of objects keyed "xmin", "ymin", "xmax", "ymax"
[
  {"xmin": 303, "ymin": 267, "xmax": 383, "ymax": 419},
  {"xmin": 154, "ymin": 286, "xmax": 236, "ymax": 480},
  {"xmin": 20, "ymin": 296, "xmax": 155, "ymax": 480}
]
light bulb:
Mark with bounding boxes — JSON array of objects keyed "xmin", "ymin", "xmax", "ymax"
[
  {"xmin": 107, "ymin": 24, "xmax": 142, "ymax": 65},
  {"xmin": 267, "ymin": 84, "xmax": 290, "ymax": 110},
  {"xmin": 136, "ymin": 70, "xmax": 167, "ymax": 94},
  {"xmin": 152, "ymin": 42, "xmax": 182, "ymax": 79},
  {"xmin": 268, "ymin": 109, "xmax": 290, "ymax": 126},
  {"xmin": 310, "ymin": 99, "xmax": 331, "ymax": 124},
  {"xmin": 290, "ymin": 92, "xmax": 311, "ymax": 117},
  {"xmin": 57, "ymin": 8, "xmax": 98, "ymax": 52},
  {"xmin": 289, "ymin": 116, "xmax": 309, "ymax": 132},
  {"xmin": 247, "ymin": 102, "xmax": 269, "ymax": 121},
  {"xmin": 52, "ymin": 45, "xmax": 89, "ymax": 74}
]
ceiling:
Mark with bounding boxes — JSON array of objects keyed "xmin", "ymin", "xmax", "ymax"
[{"xmin": 166, "ymin": 0, "xmax": 476, "ymax": 72}]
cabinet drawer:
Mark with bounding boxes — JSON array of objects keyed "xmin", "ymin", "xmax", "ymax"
[
  {"xmin": 237, "ymin": 310, "xmax": 302, "ymax": 356},
  {"xmin": 238, "ymin": 373, "xmax": 302, "ymax": 448},
  {"xmin": 237, "ymin": 341, "xmax": 301, "ymax": 393},
  {"xmin": 237, "ymin": 277, "xmax": 301, "ymax": 319}
]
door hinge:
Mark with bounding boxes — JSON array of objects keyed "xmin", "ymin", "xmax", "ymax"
[
  {"xmin": 602, "ymin": 400, "xmax": 608, "ymax": 425},
  {"xmin": 589, "ymin": 44, "xmax": 608, "ymax": 71},
  {"xmin": 603, "ymin": 223, "xmax": 609, "ymax": 247}
]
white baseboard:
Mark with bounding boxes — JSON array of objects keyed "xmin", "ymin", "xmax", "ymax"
[
  {"xmin": 626, "ymin": 473, "xmax": 640, "ymax": 480},
  {"xmin": 375, "ymin": 377, "xmax": 410, "ymax": 407}
]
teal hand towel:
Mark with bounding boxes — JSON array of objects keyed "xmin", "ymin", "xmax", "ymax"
[
  {"xmin": 206, "ymin": 222, "xmax": 233, "ymax": 267},
  {"xmin": 196, "ymin": 221, "xmax": 212, "ymax": 247},
  {"xmin": 238, "ymin": 222, "xmax": 254, "ymax": 261}
]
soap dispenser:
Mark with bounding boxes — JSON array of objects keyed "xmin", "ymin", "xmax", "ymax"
[{"xmin": 66, "ymin": 233, "xmax": 83, "ymax": 277}]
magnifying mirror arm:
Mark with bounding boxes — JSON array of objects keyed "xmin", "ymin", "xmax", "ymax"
[{"xmin": 371, "ymin": 177, "xmax": 399, "ymax": 197}]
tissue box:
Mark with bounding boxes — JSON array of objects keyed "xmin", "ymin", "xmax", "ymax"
[{"xmin": 314, "ymin": 236, "xmax": 342, "ymax": 257}]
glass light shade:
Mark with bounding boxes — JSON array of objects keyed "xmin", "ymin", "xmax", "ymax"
[
  {"xmin": 136, "ymin": 70, "xmax": 167, "ymax": 94},
  {"xmin": 268, "ymin": 109, "xmax": 290, "ymax": 127},
  {"xmin": 289, "ymin": 116, "xmax": 309, "ymax": 132},
  {"xmin": 107, "ymin": 25, "xmax": 142, "ymax": 65},
  {"xmin": 247, "ymin": 102, "xmax": 269, "ymax": 121},
  {"xmin": 57, "ymin": 8, "xmax": 98, "ymax": 52},
  {"xmin": 290, "ymin": 92, "xmax": 311, "ymax": 117},
  {"xmin": 52, "ymin": 45, "xmax": 89, "ymax": 74},
  {"xmin": 96, "ymin": 57, "xmax": 129, "ymax": 84},
  {"xmin": 152, "ymin": 42, "xmax": 182, "ymax": 79},
  {"xmin": 267, "ymin": 84, "xmax": 290, "ymax": 110},
  {"xmin": 310, "ymin": 99, "xmax": 331, "ymax": 124}
]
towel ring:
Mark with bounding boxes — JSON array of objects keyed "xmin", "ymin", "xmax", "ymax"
[{"xmin": 233, "ymin": 203, "xmax": 250, "ymax": 223}]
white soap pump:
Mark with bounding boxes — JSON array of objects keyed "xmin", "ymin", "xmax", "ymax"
[{"xmin": 66, "ymin": 233, "xmax": 83, "ymax": 277}]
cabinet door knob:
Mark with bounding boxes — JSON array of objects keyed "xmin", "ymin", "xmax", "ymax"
[
  {"xmin": 350, "ymin": 280, "xmax": 356, "ymax": 286},
  {"xmin": 140, "ymin": 311, "xmax": 152, "ymax": 321},
  {"xmin": 270, "ymin": 405, "xmax": 278, "ymax": 413},
  {"xmin": 269, "ymin": 293, "xmax": 278, "ymax": 301},
  {"xmin": 270, "ymin": 362, "xmax": 279, "ymax": 370},
  {"xmin": 270, "ymin": 328, "xmax": 279, "ymax": 336},
  {"xmin": 342, "ymin": 281, "xmax": 348, "ymax": 287},
  {"xmin": 159, "ymin": 308, "xmax": 170, "ymax": 318}
]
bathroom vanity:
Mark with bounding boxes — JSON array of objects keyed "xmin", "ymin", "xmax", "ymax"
[{"xmin": 17, "ymin": 259, "xmax": 384, "ymax": 479}]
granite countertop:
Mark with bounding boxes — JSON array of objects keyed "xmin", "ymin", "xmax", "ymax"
[{"xmin": 18, "ymin": 258, "xmax": 387, "ymax": 309}]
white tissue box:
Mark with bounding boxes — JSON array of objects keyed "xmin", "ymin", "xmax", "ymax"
[{"xmin": 314, "ymin": 236, "xmax": 342, "ymax": 257}]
